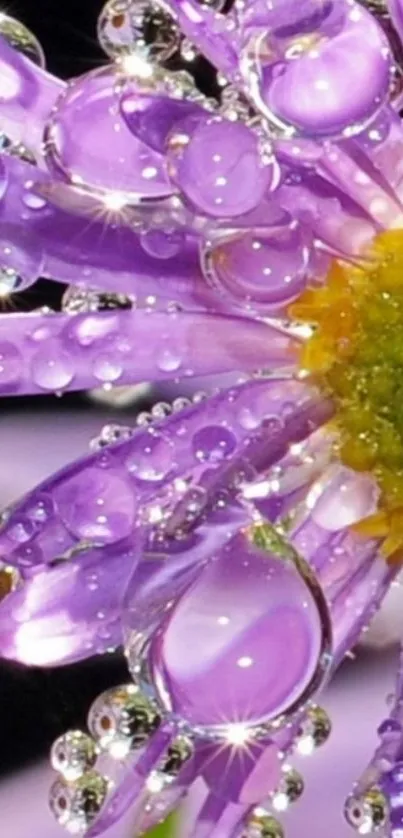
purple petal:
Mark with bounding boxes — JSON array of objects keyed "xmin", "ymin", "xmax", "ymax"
[
  {"xmin": 0, "ymin": 540, "xmax": 140, "ymax": 666},
  {"xmin": 388, "ymin": 0, "xmax": 403, "ymax": 48},
  {"xmin": 289, "ymin": 465, "xmax": 397, "ymax": 662},
  {"xmin": 277, "ymin": 163, "xmax": 378, "ymax": 258},
  {"xmin": 0, "ymin": 308, "xmax": 300, "ymax": 396},
  {"xmin": 0, "ymin": 155, "xmax": 221, "ymax": 306},
  {"xmin": 0, "ymin": 377, "xmax": 330, "ymax": 570}
]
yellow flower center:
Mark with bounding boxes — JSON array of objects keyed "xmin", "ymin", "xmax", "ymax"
[{"xmin": 289, "ymin": 229, "xmax": 403, "ymax": 560}]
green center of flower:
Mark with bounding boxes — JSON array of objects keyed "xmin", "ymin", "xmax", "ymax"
[{"xmin": 290, "ymin": 229, "xmax": 403, "ymax": 558}]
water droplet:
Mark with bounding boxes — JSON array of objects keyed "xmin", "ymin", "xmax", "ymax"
[
  {"xmin": 140, "ymin": 229, "xmax": 184, "ymax": 259},
  {"xmin": 192, "ymin": 425, "xmax": 237, "ymax": 463},
  {"xmin": 22, "ymin": 192, "xmax": 47, "ymax": 211},
  {"xmin": 127, "ymin": 430, "xmax": 174, "ymax": 482},
  {"xmin": 31, "ymin": 343, "xmax": 75, "ymax": 391},
  {"xmin": 0, "ymin": 14, "xmax": 45, "ymax": 66},
  {"xmin": 93, "ymin": 354, "xmax": 123, "ymax": 383},
  {"xmin": 157, "ymin": 348, "xmax": 182, "ymax": 373},
  {"xmin": 97, "ymin": 0, "xmax": 180, "ymax": 62},
  {"xmin": 8, "ymin": 516, "xmax": 35, "ymax": 543}
]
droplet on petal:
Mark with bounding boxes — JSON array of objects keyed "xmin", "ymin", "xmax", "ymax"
[
  {"xmin": 97, "ymin": 0, "xmax": 180, "ymax": 63},
  {"xmin": 0, "ymin": 13, "xmax": 45, "ymax": 67},
  {"xmin": 49, "ymin": 771, "xmax": 109, "ymax": 834},
  {"xmin": 167, "ymin": 116, "xmax": 274, "ymax": 218},
  {"xmin": 44, "ymin": 67, "xmax": 172, "ymax": 199},
  {"xmin": 127, "ymin": 529, "xmax": 331, "ymax": 735},
  {"xmin": 51, "ymin": 731, "xmax": 98, "ymax": 782},
  {"xmin": 192, "ymin": 425, "xmax": 237, "ymax": 463},
  {"xmin": 31, "ymin": 341, "xmax": 75, "ymax": 391},
  {"xmin": 201, "ymin": 218, "xmax": 310, "ymax": 311},
  {"xmin": 53, "ymin": 467, "xmax": 138, "ymax": 544},
  {"xmin": 126, "ymin": 429, "xmax": 175, "ymax": 483},
  {"xmin": 88, "ymin": 683, "xmax": 161, "ymax": 758},
  {"xmin": 239, "ymin": 0, "xmax": 392, "ymax": 138}
]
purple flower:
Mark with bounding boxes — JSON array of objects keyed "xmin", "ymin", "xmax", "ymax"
[{"xmin": 1, "ymin": 0, "xmax": 403, "ymax": 835}]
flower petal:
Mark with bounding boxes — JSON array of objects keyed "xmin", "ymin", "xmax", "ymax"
[
  {"xmin": 0, "ymin": 308, "xmax": 300, "ymax": 396},
  {"xmin": 0, "ymin": 377, "xmax": 330, "ymax": 570},
  {"xmin": 0, "ymin": 539, "xmax": 141, "ymax": 666}
]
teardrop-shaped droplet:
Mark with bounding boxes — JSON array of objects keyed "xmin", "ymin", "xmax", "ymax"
[{"xmin": 126, "ymin": 527, "xmax": 331, "ymax": 736}]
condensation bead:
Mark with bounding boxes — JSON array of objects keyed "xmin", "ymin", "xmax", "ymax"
[
  {"xmin": 90, "ymin": 423, "xmax": 133, "ymax": 451},
  {"xmin": 245, "ymin": 809, "xmax": 284, "ymax": 838},
  {"xmin": 93, "ymin": 353, "xmax": 123, "ymax": 384},
  {"xmin": 0, "ymin": 340, "xmax": 23, "ymax": 393},
  {"xmin": 49, "ymin": 771, "xmax": 108, "ymax": 834},
  {"xmin": 88, "ymin": 684, "xmax": 161, "ymax": 759},
  {"xmin": 192, "ymin": 425, "xmax": 237, "ymax": 463},
  {"xmin": 140, "ymin": 229, "xmax": 185, "ymax": 259},
  {"xmin": 151, "ymin": 402, "xmax": 172, "ymax": 419},
  {"xmin": 344, "ymin": 788, "xmax": 388, "ymax": 833},
  {"xmin": 167, "ymin": 116, "xmax": 273, "ymax": 218},
  {"xmin": 159, "ymin": 735, "xmax": 194, "ymax": 778},
  {"xmin": 126, "ymin": 429, "xmax": 175, "ymax": 483},
  {"xmin": 272, "ymin": 768, "xmax": 304, "ymax": 812},
  {"xmin": 51, "ymin": 731, "xmax": 98, "ymax": 782},
  {"xmin": 53, "ymin": 467, "xmax": 137, "ymax": 544},
  {"xmin": 172, "ymin": 397, "xmax": 191, "ymax": 412},
  {"xmin": 31, "ymin": 342, "xmax": 75, "ymax": 391},
  {"xmin": 97, "ymin": 0, "xmax": 180, "ymax": 62},
  {"xmin": 296, "ymin": 705, "xmax": 332, "ymax": 755},
  {"xmin": 0, "ymin": 13, "xmax": 45, "ymax": 67},
  {"xmin": 7, "ymin": 515, "xmax": 35, "ymax": 543}
]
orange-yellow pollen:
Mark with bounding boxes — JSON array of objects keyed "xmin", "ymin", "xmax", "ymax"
[{"xmin": 289, "ymin": 230, "xmax": 403, "ymax": 562}]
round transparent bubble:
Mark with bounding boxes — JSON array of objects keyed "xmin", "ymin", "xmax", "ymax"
[
  {"xmin": 49, "ymin": 771, "xmax": 109, "ymax": 834},
  {"xmin": 124, "ymin": 528, "xmax": 332, "ymax": 740},
  {"xmin": 201, "ymin": 211, "xmax": 311, "ymax": 312},
  {"xmin": 97, "ymin": 0, "xmax": 180, "ymax": 62},
  {"xmin": 0, "ymin": 13, "xmax": 45, "ymax": 67},
  {"xmin": 238, "ymin": 0, "xmax": 393, "ymax": 139}
]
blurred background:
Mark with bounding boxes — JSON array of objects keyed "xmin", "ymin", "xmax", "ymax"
[{"xmin": 0, "ymin": 1, "xmax": 401, "ymax": 837}]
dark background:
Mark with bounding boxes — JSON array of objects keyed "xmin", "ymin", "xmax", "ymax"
[{"xmin": 1, "ymin": 0, "xmax": 132, "ymax": 777}]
